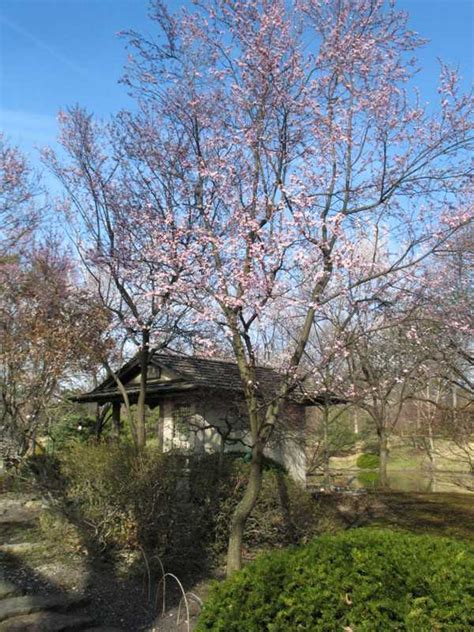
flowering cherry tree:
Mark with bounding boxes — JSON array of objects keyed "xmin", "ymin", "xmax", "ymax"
[
  {"xmin": 422, "ymin": 227, "xmax": 473, "ymax": 395},
  {"xmin": 344, "ymin": 308, "xmax": 432, "ymax": 486},
  {"xmin": 331, "ymin": 228, "xmax": 473, "ymax": 487},
  {"xmin": 0, "ymin": 135, "xmax": 39, "ymax": 259},
  {"xmin": 48, "ymin": 0, "xmax": 473, "ymax": 572},
  {"xmin": 117, "ymin": 0, "xmax": 472, "ymax": 573},
  {"xmin": 407, "ymin": 227, "xmax": 474, "ymax": 483},
  {"xmin": 44, "ymin": 107, "xmax": 201, "ymax": 449}
]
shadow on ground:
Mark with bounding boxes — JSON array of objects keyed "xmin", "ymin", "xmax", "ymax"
[
  {"xmin": 355, "ymin": 491, "xmax": 474, "ymax": 543},
  {"xmin": 0, "ymin": 481, "xmax": 209, "ymax": 631}
]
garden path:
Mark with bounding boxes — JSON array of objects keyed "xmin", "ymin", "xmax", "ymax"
[{"xmin": 0, "ymin": 492, "xmax": 122, "ymax": 631}]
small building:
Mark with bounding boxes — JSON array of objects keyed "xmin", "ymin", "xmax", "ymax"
[{"xmin": 73, "ymin": 352, "xmax": 330, "ymax": 485}]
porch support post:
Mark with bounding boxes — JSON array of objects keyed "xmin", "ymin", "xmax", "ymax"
[
  {"xmin": 112, "ymin": 401, "xmax": 121, "ymax": 441},
  {"xmin": 157, "ymin": 403, "xmax": 164, "ymax": 452}
]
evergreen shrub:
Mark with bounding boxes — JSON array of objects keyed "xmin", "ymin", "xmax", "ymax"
[
  {"xmin": 356, "ymin": 453, "xmax": 380, "ymax": 469},
  {"xmin": 197, "ymin": 528, "xmax": 474, "ymax": 631},
  {"xmin": 357, "ymin": 470, "xmax": 380, "ymax": 489}
]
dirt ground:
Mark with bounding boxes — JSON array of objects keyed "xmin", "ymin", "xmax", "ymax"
[
  {"xmin": 0, "ymin": 490, "xmax": 211, "ymax": 631},
  {"xmin": 1, "ymin": 486, "xmax": 473, "ymax": 631}
]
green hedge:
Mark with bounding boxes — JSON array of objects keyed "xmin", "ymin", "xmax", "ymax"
[
  {"xmin": 357, "ymin": 470, "xmax": 380, "ymax": 489},
  {"xmin": 356, "ymin": 452, "xmax": 380, "ymax": 469},
  {"xmin": 197, "ymin": 528, "xmax": 474, "ymax": 631}
]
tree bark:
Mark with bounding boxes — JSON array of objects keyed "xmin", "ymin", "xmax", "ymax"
[
  {"xmin": 275, "ymin": 470, "xmax": 297, "ymax": 543},
  {"xmin": 322, "ymin": 405, "xmax": 331, "ymax": 487},
  {"xmin": 226, "ymin": 444, "xmax": 263, "ymax": 576},
  {"xmin": 104, "ymin": 360, "xmax": 137, "ymax": 447},
  {"xmin": 224, "ymin": 287, "xmax": 325, "ymax": 576},
  {"xmin": 378, "ymin": 429, "xmax": 389, "ymax": 487},
  {"xmin": 353, "ymin": 408, "xmax": 359, "ymax": 435},
  {"xmin": 427, "ymin": 422, "xmax": 436, "ymax": 472},
  {"xmin": 136, "ymin": 328, "xmax": 150, "ymax": 450}
]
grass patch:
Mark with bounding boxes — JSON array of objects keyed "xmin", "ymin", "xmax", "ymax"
[
  {"xmin": 387, "ymin": 447, "xmax": 423, "ymax": 470},
  {"xmin": 369, "ymin": 492, "xmax": 474, "ymax": 544}
]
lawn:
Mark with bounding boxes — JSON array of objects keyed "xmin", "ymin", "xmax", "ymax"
[
  {"xmin": 358, "ymin": 491, "xmax": 474, "ymax": 543},
  {"xmin": 331, "ymin": 444, "xmax": 471, "ymax": 471}
]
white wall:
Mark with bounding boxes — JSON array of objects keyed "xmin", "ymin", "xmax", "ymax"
[
  {"xmin": 265, "ymin": 434, "xmax": 307, "ymax": 485},
  {"xmin": 160, "ymin": 395, "xmax": 307, "ymax": 485}
]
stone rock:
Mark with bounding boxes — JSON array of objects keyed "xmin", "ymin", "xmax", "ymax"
[
  {"xmin": 0, "ymin": 594, "xmax": 87, "ymax": 623},
  {"xmin": 33, "ymin": 564, "xmax": 86, "ymax": 593},
  {"xmin": 83, "ymin": 628, "xmax": 124, "ymax": 631},
  {"xmin": 0, "ymin": 611, "xmax": 93, "ymax": 631},
  {"xmin": 0, "ymin": 543, "xmax": 44, "ymax": 555},
  {"xmin": 23, "ymin": 500, "xmax": 43, "ymax": 510},
  {"xmin": 0, "ymin": 583, "xmax": 18, "ymax": 601}
]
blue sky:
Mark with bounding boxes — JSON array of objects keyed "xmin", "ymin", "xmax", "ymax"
[{"xmin": 0, "ymin": 0, "xmax": 473, "ymax": 167}]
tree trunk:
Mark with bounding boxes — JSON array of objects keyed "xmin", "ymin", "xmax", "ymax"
[
  {"xmin": 226, "ymin": 444, "xmax": 263, "ymax": 577},
  {"xmin": 322, "ymin": 405, "xmax": 331, "ymax": 487},
  {"xmin": 105, "ymin": 360, "xmax": 138, "ymax": 447},
  {"xmin": 353, "ymin": 408, "xmax": 359, "ymax": 435},
  {"xmin": 275, "ymin": 470, "xmax": 296, "ymax": 543},
  {"xmin": 427, "ymin": 422, "xmax": 435, "ymax": 472},
  {"xmin": 136, "ymin": 328, "xmax": 150, "ymax": 450},
  {"xmin": 378, "ymin": 430, "xmax": 389, "ymax": 487},
  {"xmin": 17, "ymin": 431, "xmax": 30, "ymax": 459}
]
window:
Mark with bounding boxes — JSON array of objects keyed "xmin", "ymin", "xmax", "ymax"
[
  {"xmin": 172, "ymin": 404, "xmax": 192, "ymax": 440},
  {"xmin": 148, "ymin": 366, "xmax": 162, "ymax": 380}
]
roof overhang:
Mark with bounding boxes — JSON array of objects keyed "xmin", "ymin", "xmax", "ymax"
[
  {"xmin": 71, "ymin": 381, "xmax": 198, "ymax": 404},
  {"xmin": 70, "ymin": 351, "xmax": 347, "ymax": 407}
]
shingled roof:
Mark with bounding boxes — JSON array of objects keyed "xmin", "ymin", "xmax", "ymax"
[
  {"xmin": 153, "ymin": 354, "xmax": 285, "ymax": 395},
  {"xmin": 72, "ymin": 351, "xmax": 331, "ymax": 405}
]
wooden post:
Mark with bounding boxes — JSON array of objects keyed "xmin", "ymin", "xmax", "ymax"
[
  {"xmin": 157, "ymin": 404, "xmax": 164, "ymax": 452},
  {"xmin": 112, "ymin": 401, "xmax": 121, "ymax": 441}
]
